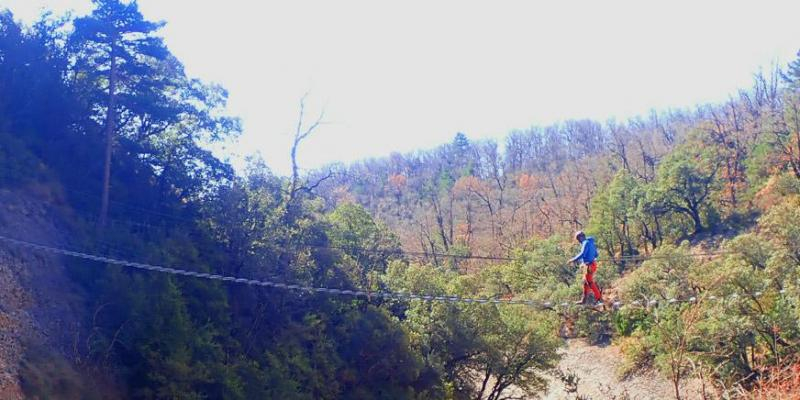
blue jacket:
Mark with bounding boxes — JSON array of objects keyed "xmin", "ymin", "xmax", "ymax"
[{"xmin": 570, "ymin": 236, "xmax": 599, "ymax": 264}]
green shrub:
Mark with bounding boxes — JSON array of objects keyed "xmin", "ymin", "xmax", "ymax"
[
  {"xmin": 0, "ymin": 132, "xmax": 44, "ymax": 185},
  {"xmin": 612, "ymin": 307, "xmax": 652, "ymax": 337}
]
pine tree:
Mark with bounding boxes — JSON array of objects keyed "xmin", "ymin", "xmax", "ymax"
[{"xmin": 70, "ymin": 0, "xmax": 177, "ymax": 227}]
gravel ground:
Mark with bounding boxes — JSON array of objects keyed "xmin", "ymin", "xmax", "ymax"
[{"xmin": 541, "ymin": 339, "xmax": 703, "ymax": 400}]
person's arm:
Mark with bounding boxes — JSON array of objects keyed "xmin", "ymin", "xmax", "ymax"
[{"xmin": 569, "ymin": 240, "xmax": 588, "ymax": 264}]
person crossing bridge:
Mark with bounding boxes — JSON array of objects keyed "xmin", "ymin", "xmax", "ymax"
[{"xmin": 569, "ymin": 231, "xmax": 603, "ymax": 306}]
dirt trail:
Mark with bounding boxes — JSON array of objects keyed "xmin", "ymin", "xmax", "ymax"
[{"xmin": 541, "ymin": 339, "xmax": 703, "ymax": 400}]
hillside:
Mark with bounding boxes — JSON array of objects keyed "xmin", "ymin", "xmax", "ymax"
[
  {"xmin": 0, "ymin": 189, "xmax": 112, "ymax": 399},
  {"xmin": 1, "ymin": 2, "xmax": 800, "ymax": 399}
]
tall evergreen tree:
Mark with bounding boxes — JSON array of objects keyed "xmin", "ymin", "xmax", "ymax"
[
  {"xmin": 785, "ymin": 50, "xmax": 800, "ymax": 88},
  {"xmin": 70, "ymin": 0, "xmax": 171, "ymax": 226},
  {"xmin": 69, "ymin": 0, "xmax": 238, "ymax": 226}
]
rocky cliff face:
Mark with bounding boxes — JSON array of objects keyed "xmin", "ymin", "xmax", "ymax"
[
  {"xmin": 0, "ymin": 188, "xmax": 89, "ymax": 399},
  {"xmin": 0, "ymin": 250, "xmax": 34, "ymax": 399}
]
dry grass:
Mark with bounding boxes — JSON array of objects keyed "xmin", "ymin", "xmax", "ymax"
[{"xmin": 750, "ymin": 362, "xmax": 800, "ymax": 400}]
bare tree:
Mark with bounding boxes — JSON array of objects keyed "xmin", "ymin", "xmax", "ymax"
[{"xmin": 287, "ymin": 93, "xmax": 332, "ymax": 204}]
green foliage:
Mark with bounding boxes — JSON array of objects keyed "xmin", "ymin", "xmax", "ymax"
[
  {"xmin": 589, "ymin": 171, "xmax": 650, "ymax": 258},
  {"xmin": 647, "ymin": 306, "xmax": 700, "ymax": 381},
  {"xmin": 758, "ymin": 196, "xmax": 800, "ymax": 262},
  {"xmin": 3, "ymin": 5, "xmax": 434, "ymax": 397},
  {"xmin": 0, "ymin": 132, "xmax": 44, "ymax": 185},
  {"xmin": 745, "ymin": 140, "xmax": 779, "ymax": 195},
  {"xmin": 326, "ymin": 203, "xmax": 401, "ymax": 287},
  {"xmin": 786, "ymin": 50, "xmax": 800, "ymax": 88},
  {"xmin": 612, "ymin": 307, "xmax": 651, "ymax": 337},
  {"xmin": 384, "ymin": 261, "xmax": 561, "ymax": 399},
  {"xmin": 333, "ymin": 307, "xmax": 424, "ymax": 399},
  {"xmin": 620, "ymin": 244, "xmax": 698, "ymax": 303},
  {"xmin": 774, "ymin": 172, "xmax": 800, "ymax": 196},
  {"xmin": 613, "ymin": 198, "xmax": 800, "ymax": 392},
  {"xmin": 5, "ymin": 2, "xmax": 800, "ymax": 398},
  {"xmin": 450, "ymin": 132, "xmax": 475, "ymax": 177},
  {"xmin": 69, "ymin": 0, "xmax": 238, "ymax": 207},
  {"xmin": 649, "ymin": 143, "xmax": 722, "ymax": 235},
  {"xmin": 488, "ymin": 237, "xmax": 572, "ymax": 295}
]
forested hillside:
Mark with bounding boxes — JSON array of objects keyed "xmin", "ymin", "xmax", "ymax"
[
  {"xmin": 1, "ymin": 1, "xmax": 799, "ymax": 399},
  {"xmin": 315, "ymin": 73, "xmax": 794, "ymax": 264}
]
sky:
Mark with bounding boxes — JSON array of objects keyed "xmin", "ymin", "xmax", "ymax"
[{"xmin": 4, "ymin": 0, "xmax": 800, "ymax": 175}]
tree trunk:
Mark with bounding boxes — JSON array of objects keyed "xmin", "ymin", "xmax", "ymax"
[
  {"xmin": 654, "ymin": 214, "xmax": 664, "ymax": 246},
  {"xmin": 690, "ymin": 208, "xmax": 703, "ymax": 235},
  {"xmin": 290, "ymin": 137, "xmax": 300, "ymax": 201},
  {"xmin": 447, "ymin": 193, "xmax": 454, "ymax": 245},
  {"xmin": 431, "ymin": 194, "xmax": 450, "ymax": 251},
  {"xmin": 98, "ymin": 51, "xmax": 117, "ymax": 229},
  {"xmin": 465, "ymin": 201, "xmax": 474, "ymax": 247},
  {"xmin": 673, "ymin": 379, "xmax": 682, "ymax": 400},
  {"xmin": 477, "ymin": 369, "xmax": 491, "ymax": 400},
  {"xmin": 793, "ymin": 124, "xmax": 800, "ymax": 179}
]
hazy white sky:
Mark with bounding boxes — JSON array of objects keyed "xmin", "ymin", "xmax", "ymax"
[{"xmin": 5, "ymin": 0, "xmax": 800, "ymax": 175}]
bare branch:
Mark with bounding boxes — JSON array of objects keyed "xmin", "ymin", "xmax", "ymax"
[
  {"xmin": 289, "ymin": 92, "xmax": 327, "ymax": 202},
  {"xmin": 297, "ymin": 169, "xmax": 335, "ymax": 195}
]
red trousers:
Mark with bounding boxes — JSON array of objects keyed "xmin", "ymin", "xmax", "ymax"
[{"xmin": 583, "ymin": 261, "xmax": 603, "ymax": 301}]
